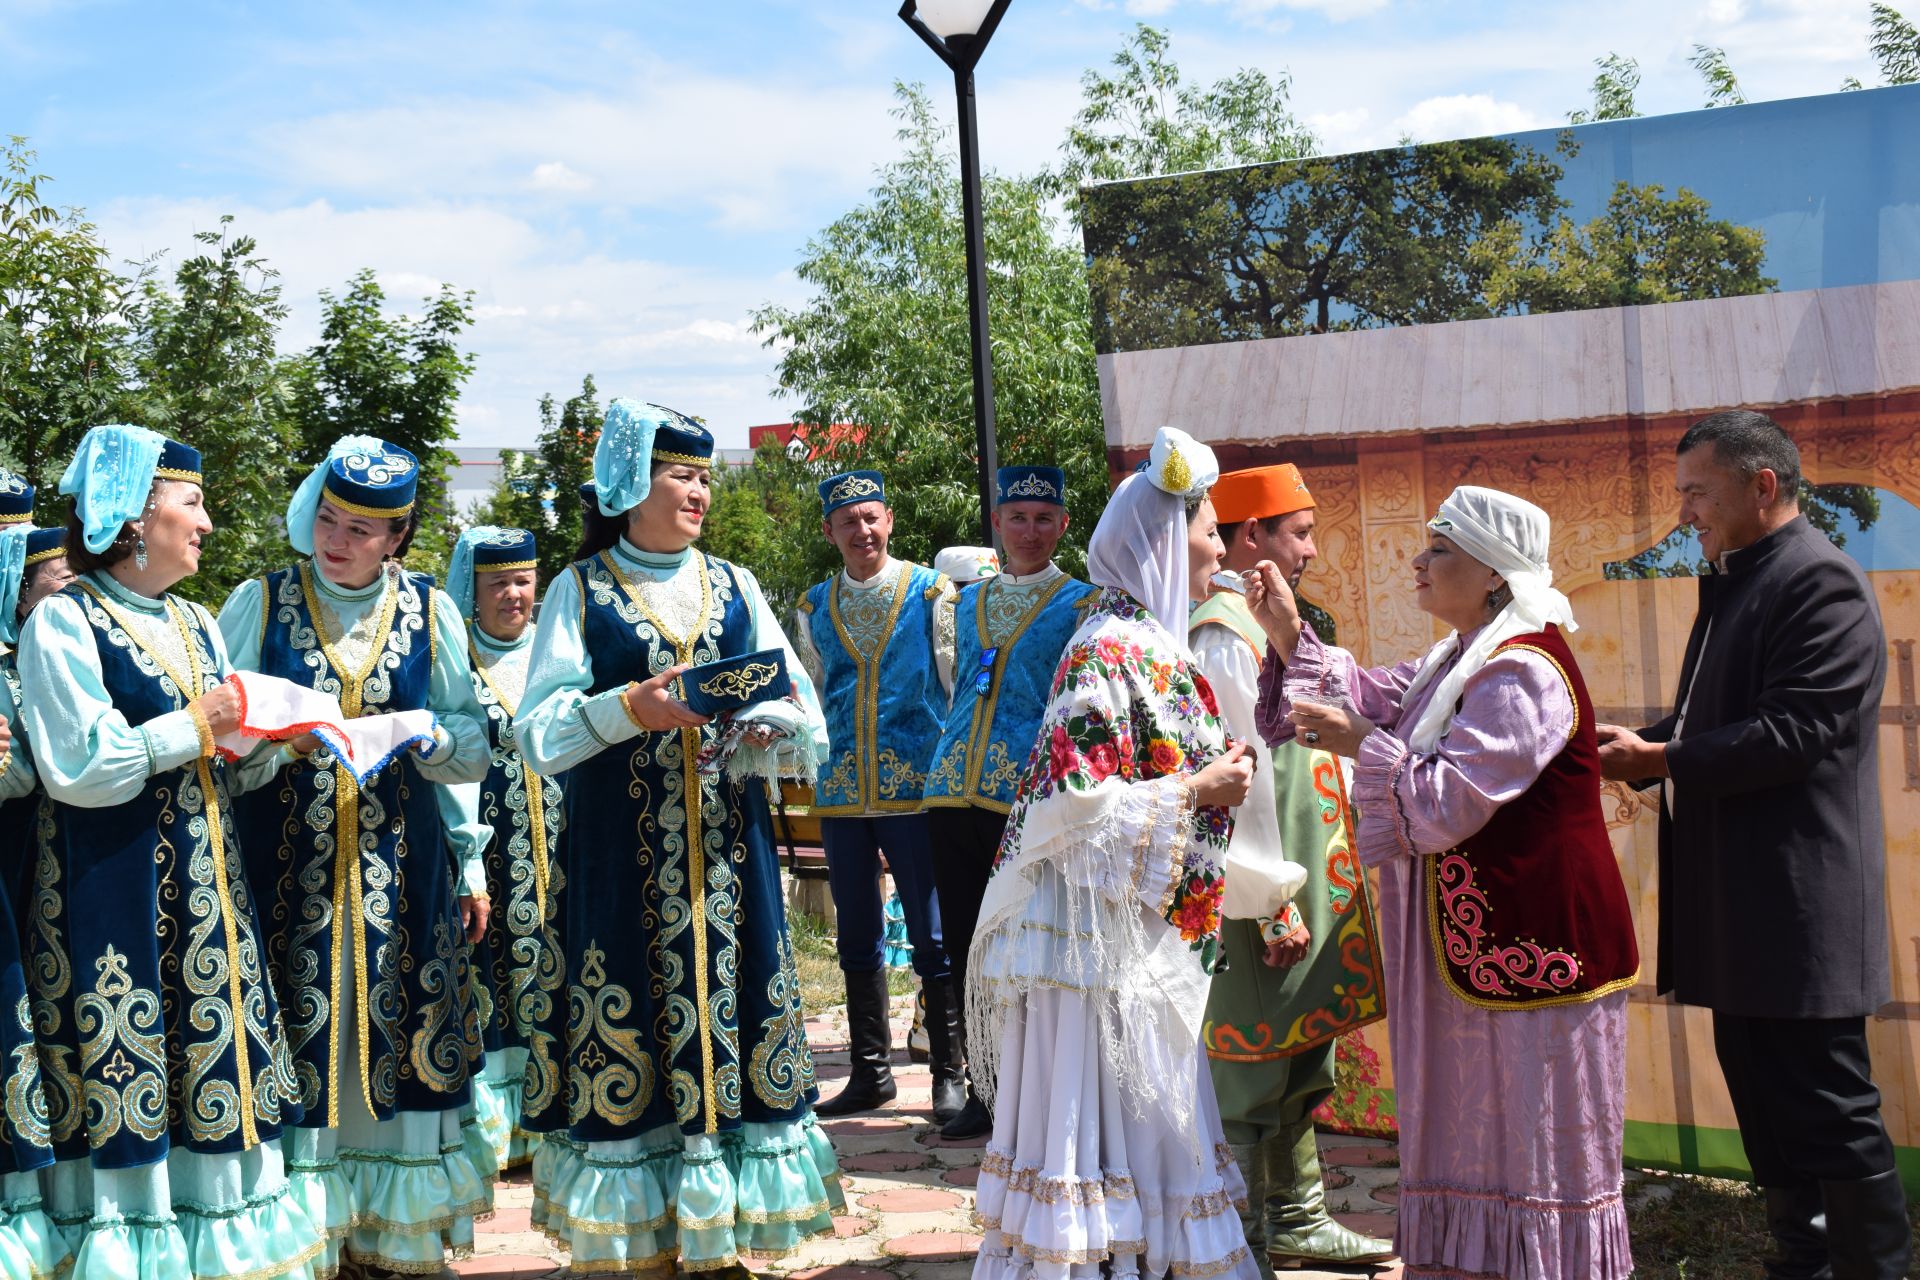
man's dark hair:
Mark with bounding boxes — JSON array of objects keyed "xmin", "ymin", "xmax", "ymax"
[{"xmin": 1677, "ymin": 410, "xmax": 1802, "ymax": 502}]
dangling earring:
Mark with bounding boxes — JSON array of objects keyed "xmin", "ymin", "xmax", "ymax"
[{"xmin": 134, "ymin": 536, "xmax": 148, "ymax": 570}]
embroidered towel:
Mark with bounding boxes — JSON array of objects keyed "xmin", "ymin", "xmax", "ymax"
[{"xmin": 217, "ymin": 670, "xmax": 439, "ymax": 784}]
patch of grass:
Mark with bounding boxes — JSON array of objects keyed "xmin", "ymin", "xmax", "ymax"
[
  {"xmin": 788, "ymin": 910, "xmax": 918, "ymax": 1018},
  {"xmin": 1624, "ymin": 1172, "xmax": 1920, "ymax": 1279}
]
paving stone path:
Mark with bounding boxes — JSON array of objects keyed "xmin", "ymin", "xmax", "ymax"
[{"xmin": 456, "ymin": 997, "xmax": 1407, "ymax": 1280}]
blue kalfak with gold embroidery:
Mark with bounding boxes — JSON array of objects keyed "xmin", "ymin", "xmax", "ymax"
[
  {"xmin": 925, "ymin": 572, "xmax": 1097, "ymax": 814},
  {"xmin": 30, "ymin": 583, "xmax": 302, "ymax": 1169},
  {"xmin": 802, "ymin": 563, "xmax": 949, "ymax": 815},
  {"xmin": 235, "ymin": 564, "xmax": 482, "ymax": 1125},
  {"xmin": 560, "ymin": 548, "xmax": 821, "ymax": 1142}
]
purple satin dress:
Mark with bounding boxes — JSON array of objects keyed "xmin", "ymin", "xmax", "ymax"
[{"xmin": 1258, "ymin": 626, "xmax": 1632, "ymax": 1280}]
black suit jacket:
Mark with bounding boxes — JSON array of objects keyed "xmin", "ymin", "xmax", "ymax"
[{"xmin": 1640, "ymin": 516, "xmax": 1890, "ymax": 1018}]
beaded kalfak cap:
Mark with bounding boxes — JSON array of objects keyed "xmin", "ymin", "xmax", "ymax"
[
  {"xmin": 0, "ymin": 471, "xmax": 34, "ymax": 526},
  {"xmin": 449, "ymin": 525, "xmax": 538, "ymax": 620},
  {"xmin": 818, "ymin": 470, "xmax": 886, "ymax": 518},
  {"xmin": 322, "ymin": 440, "xmax": 418, "ymax": 519},
  {"xmin": 24, "ymin": 526, "xmax": 66, "ymax": 567}
]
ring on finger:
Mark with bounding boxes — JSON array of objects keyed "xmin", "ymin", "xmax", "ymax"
[{"xmin": 1302, "ymin": 730, "xmax": 1321, "ymax": 744}]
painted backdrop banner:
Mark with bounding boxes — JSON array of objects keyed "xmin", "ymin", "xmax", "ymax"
[{"xmin": 1084, "ymin": 84, "xmax": 1920, "ymax": 1190}]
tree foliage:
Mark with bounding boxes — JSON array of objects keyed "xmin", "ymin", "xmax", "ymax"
[
  {"xmin": 749, "ymin": 85, "xmax": 1107, "ymax": 609},
  {"xmin": 1051, "ymin": 25, "xmax": 1318, "ymax": 210},
  {"xmin": 125, "ymin": 217, "xmax": 298, "ymax": 603},
  {"xmin": 1871, "ymin": 3, "xmax": 1920, "ymax": 83},
  {"xmin": 282, "ymin": 269, "xmax": 476, "ymax": 581},
  {"xmin": 0, "ymin": 138, "xmax": 136, "ymax": 514},
  {"xmin": 1083, "ymin": 137, "xmax": 1570, "ymax": 349},
  {"xmin": 473, "ymin": 375, "xmax": 603, "ymax": 587},
  {"xmin": 1476, "ymin": 181, "xmax": 1774, "ymax": 313},
  {"xmin": 1690, "ymin": 45, "xmax": 1747, "ymax": 107},
  {"xmin": 1568, "ymin": 54, "xmax": 1642, "ymax": 124}
]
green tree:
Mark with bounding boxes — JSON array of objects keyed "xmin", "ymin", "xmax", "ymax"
[
  {"xmin": 283, "ymin": 269, "xmax": 476, "ymax": 580},
  {"xmin": 124, "ymin": 216, "xmax": 297, "ymax": 604},
  {"xmin": 1690, "ymin": 45, "xmax": 1748, "ymax": 107},
  {"xmin": 0, "ymin": 137, "xmax": 136, "ymax": 516},
  {"xmin": 750, "ymin": 85, "xmax": 1107, "ymax": 597},
  {"xmin": 1568, "ymin": 53, "xmax": 1642, "ymax": 124},
  {"xmin": 473, "ymin": 376, "xmax": 603, "ymax": 586},
  {"xmin": 1476, "ymin": 181, "xmax": 1775, "ymax": 313},
  {"xmin": 1081, "ymin": 137, "xmax": 1569, "ymax": 349},
  {"xmin": 1051, "ymin": 25, "xmax": 1318, "ymax": 211},
  {"xmin": 1871, "ymin": 3, "xmax": 1920, "ymax": 83}
]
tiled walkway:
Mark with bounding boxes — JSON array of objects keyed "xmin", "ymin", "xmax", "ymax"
[{"xmin": 456, "ymin": 997, "xmax": 1406, "ymax": 1280}]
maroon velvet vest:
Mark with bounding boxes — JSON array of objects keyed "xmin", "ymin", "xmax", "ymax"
[{"xmin": 1425, "ymin": 626, "xmax": 1640, "ymax": 1010}]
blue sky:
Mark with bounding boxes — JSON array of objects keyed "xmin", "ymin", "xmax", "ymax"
[{"xmin": 0, "ymin": 0, "xmax": 1889, "ymax": 448}]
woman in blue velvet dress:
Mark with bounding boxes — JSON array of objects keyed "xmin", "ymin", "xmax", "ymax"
[
  {"xmin": 218, "ymin": 436, "xmax": 496, "ymax": 1278},
  {"xmin": 15, "ymin": 425, "xmax": 321, "ymax": 1280},
  {"xmin": 446, "ymin": 526, "xmax": 567, "ymax": 1173},
  {"xmin": 0, "ymin": 508, "xmax": 72, "ymax": 1279},
  {"xmin": 516, "ymin": 399, "xmax": 843, "ymax": 1276}
]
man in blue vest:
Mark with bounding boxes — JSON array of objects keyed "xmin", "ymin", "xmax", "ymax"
[
  {"xmin": 796, "ymin": 470, "xmax": 961, "ymax": 1119},
  {"xmin": 924, "ymin": 465, "xmax": 1095, "ymax": 1138}
]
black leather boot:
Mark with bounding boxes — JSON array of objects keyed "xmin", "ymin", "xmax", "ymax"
[
  {"xmin": 922, "ymin": 976, "xmax": 967, "ymax": 1125},
  {"xmin": 1761, "ymin": 1184, "xmax": 1832, "ymax": 1279},
  {"xmin": 940, "ymin": 1087, "xmax": 993, "ymax": 1140},
  {"xmin": 1820, "ymin": 1169, "xmax": 1913, "ymax": 1280},
  {"xmin": 814, "ymin": 968, "xmax": 897, "ymax": 1117}
]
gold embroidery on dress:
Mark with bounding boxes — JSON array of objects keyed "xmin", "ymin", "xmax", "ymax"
[{"xmin": 76, "ymin": 944, "xmax": 168, "ymax": 1145}]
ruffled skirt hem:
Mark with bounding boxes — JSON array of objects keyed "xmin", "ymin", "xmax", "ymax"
[
  {"xmin": 335, "ymin": 1117, "xmax": 497, "ymax": 1274},
  {"xmin": 471, "ymin": 1052, "xmax": 540, "ymax": 1171},
  {"xmin": 534, "ymin": 1115, "xmax": 845, "ymax": 1271},
  {"xmin": 972, "ymin": 986, "xmax": 1258, "ymax": 1280},
  {"xmin": 0, "ymin": 1177, "xmax": 73, "ymax": 1280},
  {"xmin": 60, "ymin": 1147, "xmax": 323, "ymax": 1280},
  {"xmin": 1397, "ymin": 1181, "xmax": 1633, "ymax": 1280}
]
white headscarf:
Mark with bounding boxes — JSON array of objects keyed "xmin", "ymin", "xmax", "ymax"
[
  {"xmin": 1400, "ymin": 485, "xmax": 1578, "ymax": 753},
  {"xmin": 1086, "ymin": 426, "xmax": 1219, "ymax": 648}
]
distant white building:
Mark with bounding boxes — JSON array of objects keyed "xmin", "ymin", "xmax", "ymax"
[{"xmin": 448, "ymin": 446, "xmax": 527, "ymax": 517}]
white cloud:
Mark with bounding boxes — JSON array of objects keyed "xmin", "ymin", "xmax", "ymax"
[
  {"xmin": 529, "ymin": 161, "xmax": 591, "ymax": 193},
  {"xmin": 90, "ymin": 195, "xmax": 809, "ymax": 449},
  {"xmin": 1392, "ymin": 93, "xmax": 1552, "ymax": 143}
]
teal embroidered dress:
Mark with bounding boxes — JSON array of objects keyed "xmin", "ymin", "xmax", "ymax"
[
  {"xmin": 16, "ymin": 571, "xmax": 322, "ymax": 1280},
  {"xmin": 219, "ymin": 563, "xmax": 496, "ymax": 1277},
  {"xmin": 515, "ymin": 537, "xmax": 844, "ymax": 1274}
]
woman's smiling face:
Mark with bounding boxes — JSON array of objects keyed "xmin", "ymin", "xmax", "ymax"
[
  {"xmin": 312, "ymin": 498, "xmax": 405, "ymax": 587},
  {"xmin": 1411, "ymin": 532, "xmax": 1503, "ymax": 633}
]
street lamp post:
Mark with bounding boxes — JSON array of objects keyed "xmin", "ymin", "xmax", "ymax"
[{"xmin": 898, "ymin": 0, "xmax": 1012, "ymax": 545}]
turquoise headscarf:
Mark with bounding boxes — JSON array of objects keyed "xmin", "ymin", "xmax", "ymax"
[
  {"xmin": 0, "ymin": 525, "xmax": 28, "ymax": 645},
  {"xmin": 592, "ymin": 399, "xmax": 713, "ymax": 517},
  {"xmin": 448, "ymin": 526, "xmax": 537, "ymax": 621},
  {"xmin": 58, "ymin": 424, "xmax": 166, "ymax": 554}
]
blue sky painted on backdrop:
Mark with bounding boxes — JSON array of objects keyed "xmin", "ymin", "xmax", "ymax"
[{"xmin": 0, "ymin": 0, "xmax": 1893, "ymax": 448}]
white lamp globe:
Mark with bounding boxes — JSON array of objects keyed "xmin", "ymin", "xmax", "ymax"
[{"xmin": 911, "ymin": 0, "xmax": 997, "ymax": 38}]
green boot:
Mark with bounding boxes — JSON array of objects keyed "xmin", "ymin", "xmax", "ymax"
[
  {"xmin": 1227, "ymin": 1142, "xmax": 1279, "ymax": 1280},
  {"xmin": 1264, "ymin": 1119, "xmax": 1397, "ymax": 1270}
]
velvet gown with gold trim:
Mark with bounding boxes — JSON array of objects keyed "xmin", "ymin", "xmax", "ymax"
[
  {"xmin": 458, "ymin": 622, "xmax": 567, "ymax": 1172},
  {"xmin": 516, "ymin": 539, "xmax": 844, "ymax": 1275},
  {"xmin": 221, "ymin": 561, "xmax": 497, "ymax": 1277},
  {"xmin": 17, "ymin": 572, "xmax": 322, "ymax": 1280}
]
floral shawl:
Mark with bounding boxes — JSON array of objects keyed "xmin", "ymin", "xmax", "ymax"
[{"xmin": 967, "ymin": 587, "xmax": 1234, "ymax": 1141}]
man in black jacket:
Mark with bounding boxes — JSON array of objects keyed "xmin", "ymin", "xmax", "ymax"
[{"xmin": 1599, "ymin": 411, "xmax": 1910, "ymax": 1280}]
